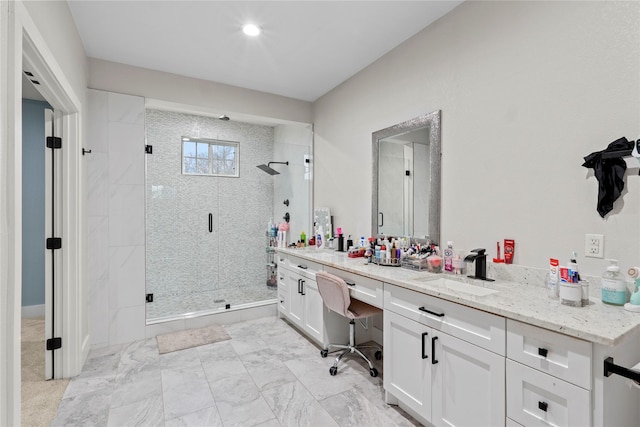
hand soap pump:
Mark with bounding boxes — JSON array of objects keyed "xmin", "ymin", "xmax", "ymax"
[
  {"xmin": 316, "ymin": 226, "xmax": 323, "ymax": 250},
  {"xmin": 624, "ymin": 267, "xmax": 640, "ymax": 312},
  {"xmin": 601, "ymin": 259, "xmax": 627, "ymax": 306}
]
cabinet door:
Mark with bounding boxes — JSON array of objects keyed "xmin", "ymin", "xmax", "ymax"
[
  {"xmin": 384, "ymin": 311, "xmax": 432, "ymax": 423},
  {"xmin": 277, "ymin": 265, "xmax": 288, "ymax": 315},
  {"xmin": 302, "ymin": 279, "xmax": 324, "ymax": 343},
  {"xmin": 287, "ymin": 271, "xmax": 304, "ymax": 327},
  {"xmin": 432, "ymin": 331, "xmax": 505, "ymax": 427}
]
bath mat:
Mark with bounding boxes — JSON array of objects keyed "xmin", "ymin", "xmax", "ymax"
[{"xmin": 156, "ymin": 324, "xmax": 231, "ymax": 354}]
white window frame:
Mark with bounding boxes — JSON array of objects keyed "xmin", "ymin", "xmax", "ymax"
[{"xmin": 181, "ymin": 136, "xmax": 240, "ymax": 177}]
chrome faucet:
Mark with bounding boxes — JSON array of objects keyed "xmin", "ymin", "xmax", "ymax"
[{"xmin": 464, "ymin": 248, "xmax": 494, "ymax": 281}]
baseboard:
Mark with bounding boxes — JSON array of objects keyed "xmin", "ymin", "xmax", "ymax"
[{"xmin": 22, "ymin": 304, "xmax": 45, "ymax": 318}]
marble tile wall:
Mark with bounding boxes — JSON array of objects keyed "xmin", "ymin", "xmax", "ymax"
[{"xmin": 87, "ymin": 89, "xmax": 146, "ymax": 349}]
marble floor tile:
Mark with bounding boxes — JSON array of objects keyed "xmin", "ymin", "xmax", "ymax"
[
  {"xmin": 210, "ymin": 372, "xmax": 276, "ymax": 427},
  {"xmin": 51, "ymin": 388, "xmax": 112, "ymax": 427},
  {"xmin": 107, "ymin": 394, "xmax": 164, "ymax": 427},
  {"xmin": 53, "ymin": 314, "xmax": 420, "ymax": 427},
  {"xmin": 262, "ymin": 380, "xmax": 339, "ymax": 427},
  {"xmin": 162, "ymin": 364, "xmax": 215, "ymax": 420},
  {"xmin": 239, "ymin": 348, "xmax": 297, "ymax": 391},
  {"xmin": 320, "ymin": 388, "xmax": 416, "ymax": 427},
  {"xmin": 164, "ymin": 406, "xmax": 223, "ymax": 427}
]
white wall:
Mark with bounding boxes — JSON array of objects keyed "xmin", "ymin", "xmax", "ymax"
[
  {"xmin": 313, "ymin": 1, "xmax": 640, "ymax": 277},
  {"xmin": 89, "ymin": 58, "xmax": 313, "ymax": 125},
  {"xmin": 87, "ymin": 89, "xmax": 146, "ymax": 348}
]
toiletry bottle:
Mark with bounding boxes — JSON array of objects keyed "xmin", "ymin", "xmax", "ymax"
[
  {"xmin": 300, "ymin": 231, "xmax": 306, "ymax": 246},
  {"xmin": 444, "ymin": 241, "xmax": 454, "ymax": 273},
  {"xmin": 360, "ymin": 236, "xmax": 365, "ymax": 248},
  {"xmin": 316, "ymin": 227, "xmax": 323, "ymax": 250},
  {"xmin": 601, "ymin": 259, "xmax": 627, "ymax": 306}
]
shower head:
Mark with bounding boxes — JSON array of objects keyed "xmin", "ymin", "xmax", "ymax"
[{"xmin": 257, "ymin": 161, "xmax": 289, "ymax": 175}]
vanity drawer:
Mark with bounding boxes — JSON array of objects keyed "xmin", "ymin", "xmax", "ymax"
[
  {"xmin": 384, "ymin": 283, "xmax": 505, "ymax": 355},
  {"xmin": 507, "ymin": 319, "xmax": 592, "ymax": 390},
  {"xmin": 507, "ymin": 360, "xmax": 591, "ymax": 427},
  {"xmin": 324, "ymin": 266, "xmax": 383, "ymax": 309},
  {"xmin": 286, "ymin": 254, "xmax": 322, "ymax": 279}
]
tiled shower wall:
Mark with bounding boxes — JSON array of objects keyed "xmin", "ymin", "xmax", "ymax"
[
  {"xmin": 87, "ymin": 89, "xmax": 146, "ymax": 348},
  {"xmin": 145, "ymin": 110, "xmax": 275, "ymax": 319}
]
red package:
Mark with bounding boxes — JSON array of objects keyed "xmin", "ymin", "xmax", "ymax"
[{"xmin": 504, "ymin": 239, "xmax": 515, "ymax": 264}]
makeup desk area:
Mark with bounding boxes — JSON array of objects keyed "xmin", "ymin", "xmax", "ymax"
[{"xmin": 275, "ymin": 247, "xmax": 640, "ymax": 427}]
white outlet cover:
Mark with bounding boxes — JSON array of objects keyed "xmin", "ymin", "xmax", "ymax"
[{"xmin": 585, "ymin": 234, "xmax": 604, "ymax": 258}]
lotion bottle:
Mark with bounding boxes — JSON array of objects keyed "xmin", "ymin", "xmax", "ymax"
[
  {"xmin": 444, "ymin": 241, "xmax": 454, "ymax": 273},
  {"xmin": 316, "ymin": 227, "xmax": 323, "ymax": 250},
  {"xmin": 601, "ymin": 259, "xmax": 627, "ymax": 306}
]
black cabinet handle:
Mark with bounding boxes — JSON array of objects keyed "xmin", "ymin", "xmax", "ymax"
[
  {"xmin": 432, "ymin": 336, "xmax": 439, "ymax": 365},
  {"xmin": 297, "ymin": 279, "xmax": 302, "ymax": 294},
  {"xmin": 345, "ymin": 281, "xmax": 355, "ymax": 287},
  {"xmin": 419, "ymin": 306, "xmax": 445, "ymax": 317},
  {"xmin": 421, "ymin": 332, "xmax": 429, "ymax": 359},
  {"xmin": 379, "ymin": 212, "xmax": 384, "ymax": 227},
  {"xmin": 297, "ymin": 264, "xmax": 308, "ymax": 270},
  {"xmin": 538, "ymin": 401, "xmax": 548, "ymax": 412},
  {"xmin": 538, "ymin": 348, "xmax": 548, "ymax": 358},
  {"xmin": 208, "ymin": 213, "xmax": 213, "ymax": 233},
  {"xmin": 301, "ymin": 280, "xmax": 306, "ymax": 295}
]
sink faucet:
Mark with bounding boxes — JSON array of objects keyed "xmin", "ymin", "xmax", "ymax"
[{"xmin": 464, "ymin": 248, "xmax": 494, "ymax": 281}]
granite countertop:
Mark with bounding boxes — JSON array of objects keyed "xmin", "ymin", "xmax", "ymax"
[{"xmin": 276, "ymin": 247, "xmax": 640, "ymax": 346}]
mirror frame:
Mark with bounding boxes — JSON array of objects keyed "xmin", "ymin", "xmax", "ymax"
[{"xmin": 371, "ymin": 110, "xmax": 441, "ymax": 244}]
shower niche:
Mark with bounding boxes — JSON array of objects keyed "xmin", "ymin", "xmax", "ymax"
[{"xmin": 145, "ymin": 108, "xmax": 312, "ymax": 322}]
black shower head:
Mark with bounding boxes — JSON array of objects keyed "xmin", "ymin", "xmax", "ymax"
[{"xmin": 256, "ymin": 161, "xmax": 289, "ymax": 175}]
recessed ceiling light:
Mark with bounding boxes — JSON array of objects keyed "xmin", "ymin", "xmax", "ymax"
[{"xmin": 242, "ymin": 24, "xmax": 261, "ymax": 37}]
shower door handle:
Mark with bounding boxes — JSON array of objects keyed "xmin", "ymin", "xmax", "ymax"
[{"xmin": 208, "ymin": 213, "xmax": 213, "ymax": 233}]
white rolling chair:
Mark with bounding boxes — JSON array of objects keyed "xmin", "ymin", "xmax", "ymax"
[{"xmin": 315, "ymin": 271, "xmax": 382, "ymax": 377}]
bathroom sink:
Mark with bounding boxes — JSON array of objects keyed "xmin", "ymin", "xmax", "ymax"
[{"xmin": 412, "ymin": 277, "xmax": 499, "ymax": 297}]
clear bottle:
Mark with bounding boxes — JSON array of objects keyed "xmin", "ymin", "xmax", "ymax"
[
  {"xmin": 444, "ymin": 241, "xmax": 454, "ymax": 273},
  {"xmin": 601, "ymin": 259, "xmax": 627, "ymax": 306}
]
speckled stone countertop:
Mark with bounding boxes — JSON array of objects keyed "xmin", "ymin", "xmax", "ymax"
[{"xmin": 276, "ymin": 247, "xmax": 640, "ymax": 346}]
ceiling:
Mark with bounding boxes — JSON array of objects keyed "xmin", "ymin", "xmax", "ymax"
[{"xmin": 66, "ymin": 1, "xmax": 462, "ymax": 102}]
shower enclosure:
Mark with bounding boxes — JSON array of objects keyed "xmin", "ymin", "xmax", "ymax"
[{"xmin": 145, "ymin": 109, "xmax": 281, "ymax": 321}]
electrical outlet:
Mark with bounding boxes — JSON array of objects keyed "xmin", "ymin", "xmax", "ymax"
[{"xmin": 585, "ymin": 234, "xmax": 604, "ymax": 258}]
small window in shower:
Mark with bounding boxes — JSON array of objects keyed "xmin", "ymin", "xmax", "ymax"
[{"xmin": 181, "ymin": 137, "xmax": 239, "ymax": 177}]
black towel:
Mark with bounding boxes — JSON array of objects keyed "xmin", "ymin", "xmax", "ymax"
[{"xmin": 582, "ymin": 137, "xmax": 633, "ymax": 218}]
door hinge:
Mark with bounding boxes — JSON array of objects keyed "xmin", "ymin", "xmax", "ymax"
[
  {"xmin": 145, "ymin": 145, "xmax": 153, "ymax": 154},
  {"xmin": 46, "ymin": 237, "xmax": 62, "ymax": 250},
  {"xmin": 46, "ymin": 136, "xmax": 62, "ymax": 149},
  {"xmin": 146, "ymin": 293, "xmax": 154, "ymax": 303},
  {"xmin": 46, "ymin": 337, "xmax": 62, "ymax": 351}
]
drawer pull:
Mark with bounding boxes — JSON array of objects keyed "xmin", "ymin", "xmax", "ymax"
[
  {"xmin": 538, "ymin": 347, "xmax": 548, "ymax": 358},
  {"xmin": 345, "ymin": 281, "xmax": 356, "ymax": 287},
  {"xmin": 301, "ymin": 280, "xmax": 306, "ymax": 296},
  {"xmin": 432, "ymin": 336, "xmax": 439, "ymax": 365},
  {"xmin": 297, "ymin": 264, "xmax": 308, "ymax": 270},
  {"xmin": 421, "ymin": 332, "xmax": 429, "ymax": 359},
  {"xmin": 418, "ymin": 306, "xmax": 445, "ymax": 317},
  {"xmin": 538, "ymin": 401, "xmax": 548, "ymax": 412}
]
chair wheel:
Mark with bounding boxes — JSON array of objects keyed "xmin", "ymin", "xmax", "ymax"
[
  {"xmin": 370, "ymin": 367, "xmax": 378, "ymax": 377},
  {"xmin": 375, "ymin": 350, "xmax": 382, "ymax": 360},
  {"xmin": 329, "ymin": 366, "xmax": 338, "ymax": 376},
  {"xmin": 320, "ymin": 349, "xmax": 328, "ymax": 358}
]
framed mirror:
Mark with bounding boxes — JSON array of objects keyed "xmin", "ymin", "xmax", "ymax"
[{"xmin": 371, "ymin": 110, "xmax": 441, "ymax": 244}]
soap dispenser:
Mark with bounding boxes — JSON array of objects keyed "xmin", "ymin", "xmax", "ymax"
[
  {"xmin": 624, "ymin": 267, "xmax": 640, "ymax": 312},
  {"xmin": 601, "ymin": 259, "xmax": 627, "ymax": 306}
]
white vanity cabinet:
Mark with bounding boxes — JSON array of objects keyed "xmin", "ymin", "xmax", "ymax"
[
  {"xmin": 506, "ymin": 319, "xmax": 592, "ymax": 427},
  {"xmin": 277, "ymin": 254, "xmax": 348, "ymax": 348},
  {"xmin": 384, "ymin": 283, "xmax": 506, "ymax": 427}
]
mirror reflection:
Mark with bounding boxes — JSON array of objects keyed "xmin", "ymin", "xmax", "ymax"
[{"xmin": 372, "ymin": 110, "xmax": 441, "ymax": 244}]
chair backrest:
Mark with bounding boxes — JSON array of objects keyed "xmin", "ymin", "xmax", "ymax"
[{"xmin": 315, "ymin": 271, "xmax": 351, "ymax": 317}]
